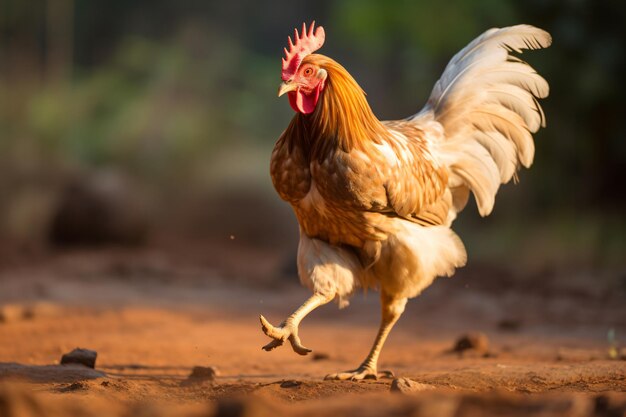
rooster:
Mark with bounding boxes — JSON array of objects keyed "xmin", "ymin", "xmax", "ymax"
[{"xmin": 260, "ymin": 22, "xmax": 550, "ymax": 380}]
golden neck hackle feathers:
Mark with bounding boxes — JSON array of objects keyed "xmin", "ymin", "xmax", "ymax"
[{"xmin": 284, "ymin": 55, "xmax": 391, "ymax": 160}]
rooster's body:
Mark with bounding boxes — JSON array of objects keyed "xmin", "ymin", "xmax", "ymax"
[{"xmin": 260, "ymin": 23, "xmax": 551, "ymax": 380}]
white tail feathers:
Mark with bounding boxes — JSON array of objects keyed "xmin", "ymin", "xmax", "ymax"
[{"xmin": 413, "ymin": 25, "xmax": 551, "ymax": 216}]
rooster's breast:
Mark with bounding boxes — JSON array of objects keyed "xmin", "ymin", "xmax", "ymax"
[
  {"xmin": 270, "ymin": 138, "xmax": 311, "ymax": 202},
  {"xmin": 293, "ymin": 180, "xmax": 387, "ymax": 248},
  {"xmin": 298, "ymin": 158, "xmax": 391, "ymax": 247},
  {"xmin": 271, "ymin": 137, "xmax": 392, "ymax": 248}
]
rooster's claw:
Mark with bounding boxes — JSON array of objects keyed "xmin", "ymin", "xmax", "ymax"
[{"xmin": 259, "ymin": 314, "xmax": 312, "ymax": 355}]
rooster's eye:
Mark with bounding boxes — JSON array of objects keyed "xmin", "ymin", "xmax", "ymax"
[{"xmin": 303, "ymin": 68, "xmax": 313, "ymax": 76}]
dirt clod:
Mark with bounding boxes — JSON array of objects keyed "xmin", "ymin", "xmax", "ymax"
[
  {"xmin": 451, "ymin": 332, "xmax": 489, "ymax": 354},
  {"xmin": 390, "ymin": 378, "xmax": 435, "ymax": 394},
  {"xmin": 182, "ymin": 366, "xmax": 218, "ymax": 386},
  {"xmin": 279, "ymin": 380, "xmax": 301, "ymax": 388},
  {"xmin": 60, "ymin": 348, "xmax": 97, "ymax": 369},
  {"xmin": 58, "ymin": 382, "xmax": 88, "ymax": 392},
  {"xmin": 312, "ymin": 352, "xmax": 330, "ymax": 361},
  {"xmin": 190, "ymin": 366, "xmax": 218, "ymax": 380}
]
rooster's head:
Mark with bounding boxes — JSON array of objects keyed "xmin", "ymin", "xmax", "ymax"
[{"xmin": 278, "ymin": 22, "xmax": 327, "ymax": 114}]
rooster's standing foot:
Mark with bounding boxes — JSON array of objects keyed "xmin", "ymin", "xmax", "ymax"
[{"xmin": 324, "ymin": 366, "xmax": 394, "ymax": 381}]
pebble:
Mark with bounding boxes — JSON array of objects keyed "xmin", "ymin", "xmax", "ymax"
[
  {"xmin": 280, "ymin": 380, "xmax": 301, "ymax": 388},
  {"xmin": 312, "ymin": 352, "xmax": 330, "ymax": 361},
  {"xmin": 60, "ymin": 348, "xmax": 98, "ymax": 369},
  {"xmin": 452, "ymin": 332, "xmax": 490, "ymax": 354},
  {"xmin": 390, "ymin": 377, "xmax": 435, "ymax": 394},
  {"xmin": 181, "ymin": 366, "xmax": 218, "ymax": 386}
]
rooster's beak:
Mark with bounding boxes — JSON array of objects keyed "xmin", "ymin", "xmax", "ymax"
[{"xmin": 278, "ymin": 81, "xmax": 298, "ymax": 97}]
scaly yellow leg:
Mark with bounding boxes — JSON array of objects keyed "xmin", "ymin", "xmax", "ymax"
[{"xmin": 325, "ymin": 293, "xmax": 407, "ymax": 380}]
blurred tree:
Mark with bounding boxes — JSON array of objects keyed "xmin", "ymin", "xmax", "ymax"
[
  {"xmin": 45, "ymin": 0, "xmax": 73, "ymax": 86},
  {"xmin": 0, "ymin": 0, "xmax": 623, "ymax": 262},
  {"xmin": 514, "ymin": 0, "xmax": 626, "ymax": 209}
]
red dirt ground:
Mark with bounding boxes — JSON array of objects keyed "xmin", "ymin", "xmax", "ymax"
[{"xmin": 0, "ymin": 246, "xmax": 624, "ymax": 416}]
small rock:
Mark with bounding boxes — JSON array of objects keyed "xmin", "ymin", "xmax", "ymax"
[
  {"xmin": 189, "ymin": 366, "xmax": 218, "ymax": 380},
  {"xmin": 60, "ymin": 348, "xmax": 97, "ymax": 369},
  {"xmin": 279, "ymin": 380, "xmax": 301, "ymax": 388},
  {"xmin": 58, "ymin": 382, "xmax": 88, "ymax": 392},
  {"xmin": 182, "ymin": 366, "xmax": 218, "ymax": 386},
  {"xmin": 451, "ymin": 332, "xmax": 489, "ymax": 354},
  {"xmin": 390, "ymin": 377, "xmax": 435, "ymax": 394},
  {"xmin": 312, "ymin": 352, "xmax": 330, "ymax": 361}
]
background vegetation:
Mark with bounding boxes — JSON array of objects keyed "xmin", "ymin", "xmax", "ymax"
[{"xmin": 0, "ymin": 0, "xmax": 624, "ymax": 270}]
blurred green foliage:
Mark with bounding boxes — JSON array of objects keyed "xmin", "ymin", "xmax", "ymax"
[
  {"xmin": 0, "ymin": 0, "xmax": 624, "ymax": 266},
  {"xmin": 1, "ymin": 23, "xmax": 283, "ymax": 185}
]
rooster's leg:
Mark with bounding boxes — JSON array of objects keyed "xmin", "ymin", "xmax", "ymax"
[
  {"xmin": 260, "ymin": 292, "xmax": 333, "ymax": 355},
  {"xmin": 325, "ymin": 293, "xmax": 406, "ymax": 381}
]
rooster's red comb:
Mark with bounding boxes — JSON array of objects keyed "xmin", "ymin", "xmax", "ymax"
[{"xmin": 281, "ymin": 21, "xmax": 325, "ymax": 81}]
